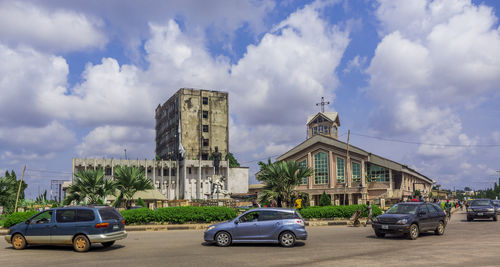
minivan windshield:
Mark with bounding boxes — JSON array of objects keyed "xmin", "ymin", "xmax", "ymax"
[
  {"xmin": 469, "ymin": 200, "xmax": 491, "ymax": 206},
  {"xmin": 385, "ymin": 204, "xmax": 418, "ymax": 214}
]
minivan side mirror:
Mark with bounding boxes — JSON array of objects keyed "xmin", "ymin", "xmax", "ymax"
[
  {"xmin": 234, "ymin": 219, "xmax": 240, "ymax": 224},
  {"xmin": 25, "ymin": 220, "xmax": 30, "ymax": 224}
]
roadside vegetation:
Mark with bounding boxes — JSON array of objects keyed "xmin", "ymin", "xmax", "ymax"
[{"xmin": 120, "ymin": 206, "xmax": 238, "ymax": 224}]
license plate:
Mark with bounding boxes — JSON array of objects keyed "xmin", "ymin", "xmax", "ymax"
[
  {"xmin": 381, "ymin": 225, "xmax": 388, "ymax": 230},
  {"xmin": 113, "ymin": 224, "xmax": 119, "ymax": 230},
  {"xmin": 477, "ymin": 213, "xmax": 483, "ymax": 216}
]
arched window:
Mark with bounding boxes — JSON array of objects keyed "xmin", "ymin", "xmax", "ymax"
[{"xmin": 314, "ymin": 152, "xmax": 328, "ymax": 184}]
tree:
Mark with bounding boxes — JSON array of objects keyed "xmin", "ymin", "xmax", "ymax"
[
  {"xmin": 225, "ymin": 153, "xmax": 240, "ymax": 168},
  {"xmin": 0, "ymin": 170, "xmax": 27, "ymax": 214},
  {"xmin": 257, "ymin": 159, "xmax": 313, "ymax": 208},
  {"xmin": 414, "ymin": 190, "xmax": 421, "ymax": 197},
  {"xmin": 113, "ymin": 166, "xmax": 153, "ymax": 209},
  {"xmin": 136, "ymin": 197, "xmax": 146, "ymax": 207},
  {"xmin": 464, "ymin": 187, "xmax": 472, "ymax": 192},
  {"xmin": 64, "ymin": 169, "xmax": 115, "ymax": 205},
  {"xmin": 319, "ymin": 191, "xmax": 331, "ymax": 206}
]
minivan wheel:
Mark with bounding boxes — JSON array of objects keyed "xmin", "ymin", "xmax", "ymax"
[
  {"xmin": 279, "ymin": 231, "xmax": 296, "ymax": 247},
  {"xmin": 102, "ymin": 241, "xmax": 115, "ymax": 248},
  {"xmin": 73, "ymin": 235, "xmax": 91, "ymax": 252},
  {"xmin": 435, "ymin": 221, "xmax": 445, "ymax": 235},
  {"xmin": 408, "ymin": 224, "xmax": 419, "ymax": 240},
  {"xmin": 215, "ymin": 231, "xmax": 231, "ymax": 247},
  {"xmin": 11, "ymin": 234, "xmax": 27, "ymax": 250}
]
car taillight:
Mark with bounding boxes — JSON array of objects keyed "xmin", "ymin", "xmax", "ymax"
[
  {"xmin": 296, "ymin": 220, "xmax": 304, "ymax": 226},
  {"xmin": 95, "ymin": 222, "xmax": 110, "ymax": 228},
  {"xmin": 121, "ymin": 220, "xmax": 125, "ymax": 225}
]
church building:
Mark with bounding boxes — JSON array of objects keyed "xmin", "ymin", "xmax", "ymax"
[{"xmin": 276, "ymin": 111, "xmax": 434, "ymax": 206}]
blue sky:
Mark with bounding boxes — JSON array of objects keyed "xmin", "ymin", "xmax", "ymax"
[{"xmin": 1, "ymin": 0, "xmax": 499, "ymax": 199}]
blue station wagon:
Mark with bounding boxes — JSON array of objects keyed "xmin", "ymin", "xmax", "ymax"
[
  {"xmin": 204, "ymin": 208, "xmax": 307, "ymax": 247},
  {"xmin": 4, "ymin": 206, "xmax": 127, "ymax": 252}
]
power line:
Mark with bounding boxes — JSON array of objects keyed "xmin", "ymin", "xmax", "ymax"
[{"xmin": 350, "ymin": 132, "xmax": 500, "ymax": 148}]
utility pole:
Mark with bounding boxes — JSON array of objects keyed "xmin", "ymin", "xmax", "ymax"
[
  {"xmin": 124, "ymin": 149, "xmax": 128, "ymax": 160},
  {"xmin": 14, "ymin": 165, "xmax": 26, "ymax": 212}
]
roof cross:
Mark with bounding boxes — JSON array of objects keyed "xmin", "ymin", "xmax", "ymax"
[{"xmin": 316, "ymin": 97, "xmax": 330, "ymax": 113}]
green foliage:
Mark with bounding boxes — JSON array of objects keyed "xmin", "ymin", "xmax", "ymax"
[
  {"xmin": 257, "ymin": 159, "xmax": 313, "ymax": 207},
  {"xmin": 135, "ymin": 197, "xmax": 146, "ymax": 207},
  {"xmin": 113, "ymin": 166, "xmax": 154, "ymax": 209},
  {"xmin": 298, "ymin": 205, "xmax": 383, "ymax": 219},
  {"xmin": 3, "ymin": 211, "xmax": 38, "ymax": 228},
  {"xmin": 0, "ymin": 170, "xmax": 28, "ymax": 214},
  {"xmin": 473, "ymin": 182, "xmax": 500, "ymax": 200},
  {"xmin": 64, "ymin": 169, "xmax": 114, "ymax": 205},
  {"xmin": 120, "ymin": 206, "xmax": 238, "ymax": 224},
  {"xmin": 319, "ymin": 191, "xmax": 331, "ymax": 206},
  {"xmin": 414, "ymin": 190, "xmax": 421, "ymax": 197},
  {"xmin": 225, "ymin": 153, "xmax": 240, "ymax": 167}
]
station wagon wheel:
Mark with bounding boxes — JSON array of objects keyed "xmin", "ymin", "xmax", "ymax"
[
  {"xmin": 215, "ymin": 231, "xmax": 231, "ymax": 247},
  {"xmin": 12, "ymin": 234, "xmax": 27, "ymax": 250},
  {"xmin": 408, "ymin": 224, "xmax": 419, "ymax": 240},
  {"xmin": 73, "ymin": 235, "xmax": 91, "ymax": 252},
  {"xmin": 435, "ymin": 221, "xmax": 445, "ymax": 235},
  {"xmin": 279, "ymin": 231, "xmax": 296, "ymax": 247}
]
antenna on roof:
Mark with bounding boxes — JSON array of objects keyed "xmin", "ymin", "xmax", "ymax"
[{"xmin": 316, "ymin": 97, "xmax": 330, "ymax": 113}]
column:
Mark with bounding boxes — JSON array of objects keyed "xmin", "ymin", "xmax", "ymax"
[
  {"xmin": 361, "ymin": 159, "xmax": 366, "ymax": 204},
  {"xmin": 153, "ymin": 160, "xmax": 156, "ymax": 189},
  {"xmin": 307, "ymin": 152, "xmax": 313, "ymax": 189},
  {"xmin": 176, "ymin": 160, "xmax": 180, "ymax": 200},
  {"xmin": 198, "ymin": 157, "xmax": 202, "ymax": 199},
  {"xmin": 168, "ymin": 160, "xmax": 171, "ymax": 200},
  {"xmin": 329, "ymin": 151, "xmax": 335, "ymax": 188}
]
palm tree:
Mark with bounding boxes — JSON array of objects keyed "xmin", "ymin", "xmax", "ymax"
[
  {"xmin": 257, "ymin": 159, "xmax": 313, "ymax": 208},
  {"xmin": 64, "ymin": 169, "xmax": 115, "ymax": 205},
  {"xmin": 113, "ymin": 166, "xmax": 153, "ymax": 209}
]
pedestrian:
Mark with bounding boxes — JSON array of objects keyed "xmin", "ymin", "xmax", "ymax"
[
  {"xmin": 270, "ymin": 198, "xmax": 277, "ymax": 208},
  {"xmin": 365, "ymin": 201, "xmax": 373, "ymax": 227},
  {"xmin": 295, "ymin": 197, "xmax": 303, "ymax": 210}
]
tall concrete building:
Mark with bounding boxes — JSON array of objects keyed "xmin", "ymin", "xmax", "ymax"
[{"xmin": 155, "ymin": 88, "xmax": 229, "ymax": 161}]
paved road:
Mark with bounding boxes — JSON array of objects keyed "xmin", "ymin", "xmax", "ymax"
[{"xmin": 1, "ymin": 211, "xmax": 499, "ymax": 267}]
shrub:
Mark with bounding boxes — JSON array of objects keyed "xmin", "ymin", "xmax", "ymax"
[
  {"xmin": 135, "ymin": 198, "xmax": 146, "ymax": 208},
  {"xmin": 319, "ymin": 191, "xmax": 331, "ymax": 206},
  {"xmin": 3, "ymin": 211, "xmax": 38, "ymax": 228},
  {"xmin": 298, "ymin": 204, "xmax": 382, "ymax": 219},
  {"xmin": 120, "ymin": 206, "xmax": 238, "ymax": 224}
]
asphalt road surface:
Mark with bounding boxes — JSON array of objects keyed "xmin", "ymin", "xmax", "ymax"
[{"xmin": 1, "ymin": 211, "xmax": 499, "ymax": 267}]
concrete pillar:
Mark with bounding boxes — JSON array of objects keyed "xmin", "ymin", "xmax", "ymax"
[
  {"xmin": 176, "ymin": 160, "xmax": 180, "ymax": 200},
  {"xmin": 198, "ymin": 158, "xmax": 202, "ymax": 199},
  {"xmin": 308, "ymin": 152, "xmax": 313, "ymax": 189},
  {"xmin": 389, "ymin": 169, "xmax": 393, "ymax": 190},
  {"xmin": 168, "ymin": 160, "xmax": 171, "ymax": 200},
  {"xmin": 348, "ymin": 194, "xmax": 353, "ymax": 206},
  {"xmin": 153, "ymin": 160, "xmax": 156, "ymax": 188},
  {"xmin": 361, "ymin": 159, "xmax": 366, "ymax": 188},
  {"xmin": 329, "ymin": 151, "xmax": 335, "ymax": 188}
]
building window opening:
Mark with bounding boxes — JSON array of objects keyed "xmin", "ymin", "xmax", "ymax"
[
  {"xmin": 352, "ymin": 162, "xmax": 361, "ymax": 183},
  {"xmin": 337, "ymin": 157, "xmax": 345, "ymax": 183},
  {"xmin": 367, "ymin": 164, "xmax": 389, "ymax": 182},
  {"xmin": 163, "ymin": 169, "xmax": 168, "ymax": 176},
  {"xmin": 203, "ymin": 139, "xmax": 209, "ymax": 147},
  {"xmin": 202, "ymin": 97, "xmax": 208, "ymax": 105},
  {"xmin": 202, "ymin": 153, "xmax": 208, "ymax": 160},
  {"xmin": 298, "ymin": 160, "xmax": 308, "ymax": 185},
  {"xmin": 203, "ymin": 125, "xmax": 209, "ymax": 132},
  {"xmin": 171, "ymin": 169, "xmax": 176, "ymax": 176},
  {"xmin": 203, "ymin": 110, "xmax": 208, "ymax": 119},
  {"xmin": 105, "ymin": 167, "xmax": 112, "ymax": 176},
  {"xmin": 188, "ymin": 167, "xmax": 191, "ymax": 174},
  {"xmin": 314, "ymin": 152, "xmax": 328, "ymax": 184}
]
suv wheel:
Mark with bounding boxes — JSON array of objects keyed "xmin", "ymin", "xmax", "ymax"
[
  {"xmin": 467, "ymin": 216, "xmax": 472, "ymax": 222},
  {"xmin": 493, "ymin": 215, "xmax": 497, "ymax": 222},
  {"xmin": 73, "ymin": 235, "xmax": 91, "ymax": 252},
  {"xmin": 279, "ymin": 231, "xmax": 296, "ymax": 247},
  {"xmin": 434, "ymin": 221, "xmax": 445, "ymax": 235},
  {"xmin": 11, "ymin": 234, "xmax": 27, "ymax": 250},
  {"xmin": 215, "ymin": 231, "xmax": 231, "ymax": 247},
  {"xmin": 102, "ymin": 241, "xmax": 115, "ymax": 248},
  {"xmin": 408, "ymin": 224, "xmax": 419, "ymax": 240}
]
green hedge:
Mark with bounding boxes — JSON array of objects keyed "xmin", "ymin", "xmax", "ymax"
[
  {"xmin": 120, "ymin": 206, "xmax": 238, "ymax": 224},
  {"xmin": 3, "ymin": 211, "xmax": 38, "ymax": 228},
  {"xmin": 298, "ymin": 205, "xmax": 382, "ymax": 219}
]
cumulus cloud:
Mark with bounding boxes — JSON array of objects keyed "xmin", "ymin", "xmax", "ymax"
[
  {"xmin": 367, "ymin": 0, "xmax": 500, "ymax": 158},
  {"xmin": 0, "ymin": 1, "xmax": 107, "ymax": 52},
  {"xmin": 76, "ymin": 125, "xmax": 154, "ymax": 159}
]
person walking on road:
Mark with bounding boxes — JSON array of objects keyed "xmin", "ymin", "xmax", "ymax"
[
  {"xmin": 444, "ymin": 199, "xmax": 452, "ymax": 220},
  {"xmin": 364, "ymin": 201, "xmax": 373, "ymax": 227}
]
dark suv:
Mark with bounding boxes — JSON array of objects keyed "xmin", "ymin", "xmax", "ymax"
[
  {"xmin": 4, "ymin": 206, "xmax": 127, "ymax": 252},
  {"xmin": 467, "ymin": 199, "xmax": 497, "ymax": 221},
  {"xmin": 372, "ymin": 202, "xmax": 446, "ymax": 240}
]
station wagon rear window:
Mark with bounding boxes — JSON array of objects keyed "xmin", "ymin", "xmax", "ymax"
[{"xmin": 99, "ymin": 208, "xmax": 121, "ymax": 220}]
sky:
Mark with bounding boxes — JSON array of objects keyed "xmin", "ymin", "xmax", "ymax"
[{"xmin": 1, "ymin": 0, "xmax": 499, "ymax": 199}]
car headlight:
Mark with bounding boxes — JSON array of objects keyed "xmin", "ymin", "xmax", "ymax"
[
  {"xmin": 487, "ymin": 208, "xmax": 494, "ymax": 212},
  {"xmin": 467, "ymin": 208, "xmax": 472, "ymax": 212},
  {"xmin": 396, "ymin": 218, "xmax": 408, "ymax": 225},
  {"xmin": 206, "ymin": 226, "xmax": 215, "ymax": 231}
]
